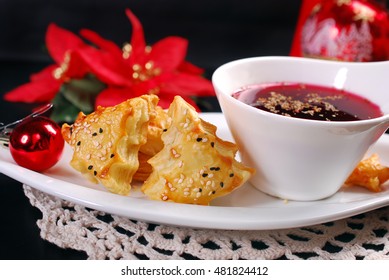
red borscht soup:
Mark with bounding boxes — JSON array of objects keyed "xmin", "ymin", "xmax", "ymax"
[{"xmin": 232, "ymin": 83, "xmax": 383, "ymax": 121}]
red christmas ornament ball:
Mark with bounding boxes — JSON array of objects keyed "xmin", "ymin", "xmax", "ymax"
[{"xmin": 9, "ymin": 116, "xmax": 64, "ymax": 172}]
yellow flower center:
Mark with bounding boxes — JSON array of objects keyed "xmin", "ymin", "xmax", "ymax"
[{"xmin": 53, "ymin": 52, "xmax": 71, "ymax": 80}]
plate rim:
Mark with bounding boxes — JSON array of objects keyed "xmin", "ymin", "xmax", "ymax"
[{"xmin": 1, "ymin": 112, "xmax": 389, "ymax": 230}]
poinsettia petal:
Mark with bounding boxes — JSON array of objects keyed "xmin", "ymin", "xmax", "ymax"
[
  {"xmin": 46, "ymin": 23, "xmax": 86, "ymax": 65},
  {"xmin": 64, "ymin": 49, "xmax": 91, "ymax": 79},
  {"xmin": 4, "ymin": 78, "xmax": 61, "ymax": 103},
  {"xmin": 177, "ymin": 61, "xmax": 205, "ymax": 75},
  {"xmin": 159, "ymin": 73, "xmax": 215, "ymax": 97},
  {"xmin": 80, "ymin": 29, "xmax": 122, "ymax": 56},
  {"xmin": 148, "ymin": 36, "xmax": 188, "ymax": 72},
  {"xmin": 77, "ymin": 47, "xmax": 131, "ymax": 86},
  {"xmin": 95, "ymin": 87, "xmax": 134, "ymax": 108},
  {"xmin": 126, "ymin": 9, "xmax": 146, "ymax": 65},
  {"xmin": 30, "ymin": 65, "xmax": 58, "ymax": 82}
]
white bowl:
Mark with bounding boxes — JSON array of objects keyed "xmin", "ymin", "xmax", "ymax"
[{"xmin": 212, "ymin": 56, "xmax": 389, "ymax": 201}]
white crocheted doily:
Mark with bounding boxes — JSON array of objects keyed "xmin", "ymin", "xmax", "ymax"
[{"xmin": 23, "ymin": 185, "xmax": 389, "ymax": 260}]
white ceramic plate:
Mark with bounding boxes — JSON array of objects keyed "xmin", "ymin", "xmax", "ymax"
[{"xmin": 1, "ymin": 113, "xmax": 389, "ymax": 230}]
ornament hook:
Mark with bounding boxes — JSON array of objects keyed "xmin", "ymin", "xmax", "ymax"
[{"xmin": 0, "ymin": 103, "xmax": 53, "ymax": 147}]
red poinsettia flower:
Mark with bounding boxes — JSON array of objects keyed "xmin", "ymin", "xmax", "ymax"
[
  {"xmin": 4, "ymin": 8, "xmax": 215, "ymax": 112},
  {"xmin": 77, "ymin": 9, "xmax": 215, "ymax": 109},
  {"xmin": 4, "ymin": 24, "xmax": 89, "ymax": 102}
]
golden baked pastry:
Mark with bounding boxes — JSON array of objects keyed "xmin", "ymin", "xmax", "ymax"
[
  {"xmin": 62, "ymin": 94, "xmax": 158, "ymax": 195},
  {"xmin": 345, "ymin": 153, "xmax": 389, "ymax": 192},
  {"xmin": 141, "ymin": 96, "xmax": 255, "ymax": 205},
  {"xmin": 133, "ymin": 106, "xmax": 171, "ymax": 182}
]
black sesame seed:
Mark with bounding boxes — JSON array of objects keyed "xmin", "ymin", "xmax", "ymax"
[
  {"xmin": 199, "ymin": 188, "xmax": 202, "ymax": 192},
  {"xmin": 212, "ymin": 191, "xmax": 216, "ymax": 194},
  {"xmin": 92, "ymin": 132, "xmax": 98, "ymax": 136},
  {"xmin": 215, "ymin": 167, "xmax": 220, "ymax": 171},
  {"xmin": 94, "ymin": 171, "xmax": 97, "ymax": 176},
  {"xmin": 99, "ymin": 128, "xmax": 103, "ymax": 133},
  {"xmin": 196, "ymin": 137, "xmax": 202, "ymax": 142},
  {"xmin": 110, "ymin": 154, "xmax": 115, "ymax": 158},
  {"xmin": 220, "ymin": 182, "xmax": 224, "ymax": 188},
  {"xmin": 229, "ymin": 173, "xmax": 234, "ymax": 177},
  {"xmin": 211, "ymin": 142, "xmax": 215, "ymax": 148},
  {"xmin": 202, "ymin": 173, "xmax": 208, "ymax": 177},
  {"xmin": 163, "ymin": 128, "xmax": 168, "ymax": 132},
  {"xmin": 70, "ymin": 127, "xmax": 73, "ymax": 134},
  {"xmin": 210, "ymin": 167, "xmax": 215, "ymax": 171},
  {"xmin": 88, "ymin": 165, "xmax": 93, "ymax": 170},
  {"xmin": 77, "ymin": 141, "xmax": 81, "ymax": 146}
]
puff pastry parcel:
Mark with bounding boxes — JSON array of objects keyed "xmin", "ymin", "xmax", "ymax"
[
  {"xmin": 62, "ymin": 94, "xmax": 158, "ymax": 195},
  {"xmin": 141, "ymin": 96, "xmax": 255, "ymax": 205}
]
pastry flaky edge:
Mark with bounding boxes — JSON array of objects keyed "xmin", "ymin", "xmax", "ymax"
[
  {"xmin": 141, "ymin": 96, "xmax": 255, "ymax": 205},
  {"xmin": 61, "ymin": 94, "xmax": 159, "ymax": 196}
]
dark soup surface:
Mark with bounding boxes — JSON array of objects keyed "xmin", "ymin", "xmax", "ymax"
[{"xmin": 232, "ymin": 83, "xmax": 383, "ymax": 121}]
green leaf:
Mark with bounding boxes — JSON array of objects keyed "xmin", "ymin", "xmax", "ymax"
[
  {"xmin": 61, "ymin": 74, "xmax": 106, "ymax": 113},
  {"xmin": 50, "ymin": 91, "xmax": 83, "ymax": 124}
]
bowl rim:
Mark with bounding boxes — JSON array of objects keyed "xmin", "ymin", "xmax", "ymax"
[{"xmin": 212, "ymin": 56, "xmax": 389, "ymax": 127}]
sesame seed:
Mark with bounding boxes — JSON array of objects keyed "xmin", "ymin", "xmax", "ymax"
[
  {"xmin": 163, "ymin": 128, "xmax": 168, "ymax": 132},
  {"xmin": 206, "ymin": 181, "xmax": 212, "ymax": 186},
  {"xmin": 162, "ymin": 195, "xmax": 168, "ymax": 201},
  {"xmin": 189, "ymin": 178, "xmax": 194, "ymax": 184},
  {"xmin": 184, "ymin": 192, "xmax": 190, "ymax": 196},
  {"xmin": 184, "ymin": 187, "xmax": 190, "ymax": 192},
  {"xmin": 167, "ymin": 182, "xmax": 173, "ymax": 189},
  {"xmin": 77, "ymin": 141, "xmax": 81, "ymax": 146},
  {"xmin": 196, "ymin": 192, "xmax": 201, "ymax": 198},
  {"xmin": 199, "ymin": 169, "xmax": 204, "ymax": 175},
  {"xmin": 94, "ymin": 171, "xmax": 97, "ymax": 176},
  {"xmin": 193, "ymin": 188, "xmax": 199, "ymax": 192},
  {"xmin": 110, "ymin": 154, "xmax": 115, "ymax": 158},
  {"xmin": 229, "ymin": 173, "xmax": 234, "ymax": 177},
  {"xmin": 211, "ymin": 142, "xmax": 215, "ymax": 148},
  {"xmin": 93, "ymin": 140, "xmax": 99, "ymax": 147},
  {"xmin": 86, "ymin": 154, "xmax": 91, "ymax": 160},
  {"xmin": 208, "ymin": 173, "xmax": 214, "ymax": 178},
  {"xmin": 202, "ymin": 138, "xmax": 208, "ymax": 143},
  {"xmin": 88, "ymin": 165, "xmax": 93, "ymax": 170},
  {"xmin": 178, "ymin": 161, "xmax": 183, "ymax": 168},
  {"xmin": 174, "ymin": 153, "xmax": 181, "ymax": 158},
  {"xmin": 208, "ymin": 191, "xmax": 213, "ymax": 196},
  {"xmin": 170, "ymin": 187, "xmax": 176, "ymax": 192},
  {"xmin": 101, "ymin": 157, "xmax": 106, "ymax": 161},
  {"xmin": 196, "ymin": 137, "xmax": 202, "ymax": 142},
  {"xmin": 202, "ymin": 173, "xmax": 208, "ymax": 177},
  {"xmin": 183, "ymin": 123, "xmax": 189, "ymax": 128},
  {"xmin": 220, "ymin": 182, "xmax": 224, "ymax": 188},
  {"xmin": 92, "ymin": 132, "xmax": 98, "ymax": 136},
  {"xmin": 99, "ymin": 128, "xmax": 103, "ymax": 133},
  {"xmin": 177, "ymin": 178, "xmax": 183, "ymax": 184}
]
